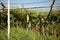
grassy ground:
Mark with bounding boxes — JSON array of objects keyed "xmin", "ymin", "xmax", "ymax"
[
  {"xmin": 0, "ymin": 27, "xmax": 60, "ymax": 40},
  {"xmin": 0, "ymin": 28, "xmax": 7, "ymax": 40}
]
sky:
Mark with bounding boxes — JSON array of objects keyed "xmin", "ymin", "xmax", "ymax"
[{"xmin": 0, "ymin": 0, "xmax": 60, "ymax": 11}]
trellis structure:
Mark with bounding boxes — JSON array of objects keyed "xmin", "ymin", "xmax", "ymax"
[{"xmin": 0, "ymin": 0, "xmax": 60, "ymax": 39}]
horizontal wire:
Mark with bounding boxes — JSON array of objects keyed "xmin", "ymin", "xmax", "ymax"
[{"xmin": 0, "ymin": 4, "xmax": 60, "ymax": 9}]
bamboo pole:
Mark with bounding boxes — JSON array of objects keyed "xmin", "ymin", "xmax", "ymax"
[{"xmin": 8, "ymin": 0, "xmax": 10, "ymax": 39}]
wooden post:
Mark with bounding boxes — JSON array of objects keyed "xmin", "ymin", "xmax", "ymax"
[{"xmin": 41, "ymin": 18, "xmax": 45, "ymax": 36}]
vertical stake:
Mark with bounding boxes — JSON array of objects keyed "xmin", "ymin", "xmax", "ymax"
[{"xmin": 8, "ymin": 0, "xmax": 10, "ymax": 40}]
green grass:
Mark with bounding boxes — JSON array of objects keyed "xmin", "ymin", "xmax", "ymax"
[
  {"xmin": 10, "ymin": 27, "xmax": 58, "ymax": 40},
  {"xmin": 0, "ymin": 27, "xmax": 60, "ymax": 40},
  {"xmin": 0, "ymin": 28, "xmax": 7, "ymax": 40}
]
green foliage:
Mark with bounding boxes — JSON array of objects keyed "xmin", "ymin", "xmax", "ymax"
[{"xmin": 0, "ymin": 9, "xmax": 60, "ymax": 40}]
